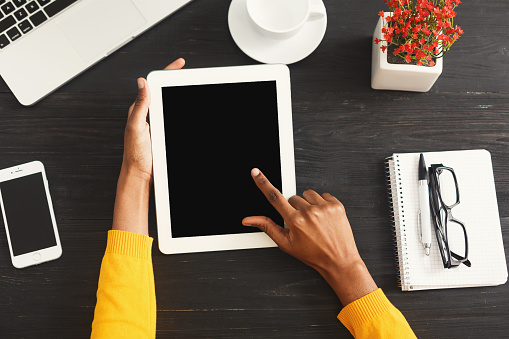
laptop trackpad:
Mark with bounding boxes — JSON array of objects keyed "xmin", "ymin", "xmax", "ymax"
[{"xmin": 56, "ymin": 0, "xmax": 146, "ymax": 61}]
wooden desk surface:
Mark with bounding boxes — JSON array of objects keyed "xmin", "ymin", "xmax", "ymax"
[{"xmin": 1, "ymin": 0, "xmax": 508, "ymax": 337}]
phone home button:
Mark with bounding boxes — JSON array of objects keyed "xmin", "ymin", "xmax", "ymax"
[{"xmin": 33, "ymin": 253, "xmax": 41, "ymax": 261}]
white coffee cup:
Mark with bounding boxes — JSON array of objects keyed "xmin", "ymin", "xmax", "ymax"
[{"xmin": 246, "ymin": 0, "xmax": 326, "ymax": 40}]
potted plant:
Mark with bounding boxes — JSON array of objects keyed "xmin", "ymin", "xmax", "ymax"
[{"xmin": 371, "ymin": 0, "xmax": 463, "ymax": 92}]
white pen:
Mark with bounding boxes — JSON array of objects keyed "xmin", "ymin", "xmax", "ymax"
[{"xmin": 418, "ymin": 153, "xmax": 432, "ymax": 256}]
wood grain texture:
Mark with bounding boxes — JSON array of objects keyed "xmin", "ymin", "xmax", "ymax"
[{"xmin": 1, "ymin": 0, "xmax": 509, "ymax": 338}]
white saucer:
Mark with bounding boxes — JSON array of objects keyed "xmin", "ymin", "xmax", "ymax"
[{"xmin": 228, "ymin": 0, "xmax": 327, "ymax": 65}]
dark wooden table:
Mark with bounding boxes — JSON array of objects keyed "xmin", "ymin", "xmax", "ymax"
[{"xmin": 1, "ymin": 0, "xmax": 508, "ymax": 338}]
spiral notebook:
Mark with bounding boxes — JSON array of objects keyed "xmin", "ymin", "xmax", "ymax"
[{"xmin": 386, "ymin": 149, "xmax": 508, "ymax": 291}]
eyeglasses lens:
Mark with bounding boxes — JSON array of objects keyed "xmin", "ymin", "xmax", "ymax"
[
  {"xmin": 437, "ymin": 168, "xmax": 458, "ymax": 207},
  {"xmin": 446, "ymin": 219, "xmax": 466, "ymax": 257}
]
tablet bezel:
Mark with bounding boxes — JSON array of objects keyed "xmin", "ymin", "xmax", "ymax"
[{"xmin": 148, "ymin": 64, "xmax": 296, "ymax": 254}]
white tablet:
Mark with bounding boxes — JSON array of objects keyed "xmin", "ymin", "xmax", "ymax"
[{"xmin": 148, "ymin": 64, "xmax": 296, "ymax": 254}]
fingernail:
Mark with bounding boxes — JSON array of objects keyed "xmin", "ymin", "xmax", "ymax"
[
  {"xmin": 252, "ymin": 168, "xmax": 260, "ymax": 176},
  {"xmin": 137, "ymin": 78, "xmax": 144, "ymax": 90}
]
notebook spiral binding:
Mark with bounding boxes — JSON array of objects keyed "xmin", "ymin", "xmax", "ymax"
[{"xmin": 385, "ymin": 155, "xmax": 411, "ymax": 290}]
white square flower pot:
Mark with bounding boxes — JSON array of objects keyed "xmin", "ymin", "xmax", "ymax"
[{"xmin": 371, "ymin": 12, "xmax": 443, "ymax": 92}]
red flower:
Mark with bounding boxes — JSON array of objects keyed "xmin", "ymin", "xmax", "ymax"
[
  {"xmin": 381, "ymin": 45, "xmax": 387, "ymax": 53},
  {"xmin": 379, "ymin": 11, "xmax": 385, "ymax": 17},
  {"xmin": 381, "ymin": 0, "xmax": 462, "ymax": 66}
]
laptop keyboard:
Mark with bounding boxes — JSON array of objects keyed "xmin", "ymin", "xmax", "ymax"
[{"xmin": 0, "ymin": 0, "xmax": 79, "ymax": 49}]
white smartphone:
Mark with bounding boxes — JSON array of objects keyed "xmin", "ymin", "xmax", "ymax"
[{"xmin": 0, "ymin": 161, "xmax": 62, "ymax": 268}]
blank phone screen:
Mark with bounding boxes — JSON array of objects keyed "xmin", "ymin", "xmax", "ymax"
[
  {"xmin": 162, "ymin": 81, "xmax": 284, "ymax": 238},
  {"xmin": 0, "ymin": 173, "xmax": 57, "ymax": 256}
]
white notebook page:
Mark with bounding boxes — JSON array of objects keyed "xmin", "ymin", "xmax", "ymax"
[{"xmin": 391, "ymin": 150, "xmax": 507, "ymax": 291}]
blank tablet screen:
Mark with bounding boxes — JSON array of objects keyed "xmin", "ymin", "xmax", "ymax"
[{"xmin": 162, "ymin": 81, "xmax": 284, "ymax": 238}]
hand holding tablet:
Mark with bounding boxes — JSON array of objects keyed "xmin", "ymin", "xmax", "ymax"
[{"xmin": 112, "ymin": 58, "xmax": 186, "ymax": 237}]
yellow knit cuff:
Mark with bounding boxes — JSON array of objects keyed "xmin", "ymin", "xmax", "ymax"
[
  {"xmin": 106, "ymin": 230, "xmax": 153, "ymax": 260},
  {"xmin": 337, "ymin": 288, "xmax": 393, "ymax": 333}
]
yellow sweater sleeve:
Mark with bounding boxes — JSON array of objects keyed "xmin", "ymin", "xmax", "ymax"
[
  {"xmin": 337, "ymin": 288, "xmax": 417, "ymax": 339},
  {"xmin": 91, "ymin": 230, "xmax": 156, "ymax": 339}
]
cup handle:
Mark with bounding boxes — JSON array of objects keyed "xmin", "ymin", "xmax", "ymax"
[{"xmin": 308, "ymin": 0, "xmax": 326, "ymax": 21}]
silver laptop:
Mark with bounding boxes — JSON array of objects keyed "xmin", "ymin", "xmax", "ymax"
[{"xmin": 0, "ymin": 0, "xmax": 192, "ymax": 106}]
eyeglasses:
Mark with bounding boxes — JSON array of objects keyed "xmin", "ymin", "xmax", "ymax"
[{"xmin": 428, "ymin": 164, "xmax": 471, "ymax": 269}]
